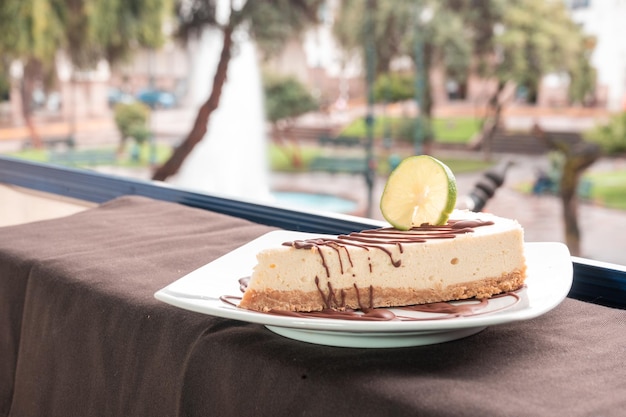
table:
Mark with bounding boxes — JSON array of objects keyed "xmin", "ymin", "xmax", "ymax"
[{"xmin": 1, "ymin": 196, "xmax": 625, "ymax": 417}]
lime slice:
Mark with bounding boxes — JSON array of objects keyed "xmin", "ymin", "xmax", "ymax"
[{"xmin": 380, "ymin": 155, "xmax": 457, "ymax": 230}]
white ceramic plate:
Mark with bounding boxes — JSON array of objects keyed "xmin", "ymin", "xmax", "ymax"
[{"xmin": 155, "ymin": 231, "xmax": 572, "ymax": 348}]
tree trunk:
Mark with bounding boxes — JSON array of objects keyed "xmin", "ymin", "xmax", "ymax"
[
  {"xmin": 284, "ymin": 121, "xmax": 303, "ymax": 168},
  {"xmin": 532, "ymin": 124, "xmax": 601, "ymax": 256},
  {"xmin": 421, "ymin": 43, "xmax": 434, "ymax": 153},
  {"xmin": 272, "ymin": 122, "xmax": 302, "ymax": 169},
  {"xmin": 151, "ymin": 24, "xmax": 235, "ymax": 181},
  {"xmin": 480, "ymin": 80, "xmax": 506, "ymax": 162},
  {"xmin": 21, "ymin": 59, "xmax": 43, "ymax": 149},
  {"xmin": 560, "ymin": 170, "xmax": 581, "ymax": 256}
]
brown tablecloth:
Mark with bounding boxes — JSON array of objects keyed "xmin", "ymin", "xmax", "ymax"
[{"xmin": 1, "ymin": 195, "xmax": 625, "ymax": 417}]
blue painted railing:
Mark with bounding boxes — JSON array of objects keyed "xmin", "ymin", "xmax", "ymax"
[{"xmin": 0, "ymin": 155, "xmax": 378, "ymax": 234}]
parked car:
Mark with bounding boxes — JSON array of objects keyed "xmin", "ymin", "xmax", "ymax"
[
  {"xmin": 107, "ymin": 88, "xmax": 134, "ymax": 107},
  {"xmin": 135, "ymin": 88, "xmax": 177, "ymax": 109}
]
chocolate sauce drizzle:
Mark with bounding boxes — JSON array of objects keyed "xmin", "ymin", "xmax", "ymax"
[{"xmin": 282, "ymin": 219, "xmax": 494, "ymax": 276}]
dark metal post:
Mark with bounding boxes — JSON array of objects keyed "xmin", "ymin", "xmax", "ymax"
[
  {"xmin": 364, "ymin": 0, "xmax": 376, "ymax": 218},
  {"xmin": 413, "ymin": 5, "xmax": 425, "ymax": 156}
]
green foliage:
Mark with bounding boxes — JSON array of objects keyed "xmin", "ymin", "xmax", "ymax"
[
  {"xmin": 0, "ymin": 0, "xmax": 171, "ymax": 77},
  {"xmin": 263, "ymin": 73, "xmax": 318, "ymax": 123},
  {"xmin": 334, "ymin": 0, "xmax": 429, "ymax": 74},
  {"xmin": 85, "ymin": 0, "xmax": 171, "ymax": 65},
  {"xmin": 334, "ymin": 0, "xmax": 595, "ymax": 110},
  {"xmin": 113, "ymin": 102, "xmax": 151, "ymax": 144},
  {"xmin": 568, "ymin": 36, "xmax": 597, "ymax": 104},
  {"xmin": 334, "ymin": 1, "xmax": 471, "ymax": 82},
  {"xmin": 0, "ymin": 71, "xmax": 9, "ymax": 100},
  {"xmin": 373, "ymin": 73, "xmax": 414, "ymax": 103},
  {"xmin": 432, "ymin": 6, "xmax": 472, "ymax": 82},
  {"xmin": 268, "ymin": 143, "xmax": 320, "ymax": 172},
  {"xmin": 246, "ymin": 0, "xmax": 324, "ymax": 58},
  {"xmin": 0, "ymin": 1, "xmax": 64, "ymax": 63},
  {"xmin": 486, "ymin": 0, "xmax": 593, "ymax": 102},
  {"xmin": 175, "ymin": 0, "xmax": 323, "ymax": 58},
  {"xmin": 584, "ymin": 112, "xmax": 626, "ymax": 155}
]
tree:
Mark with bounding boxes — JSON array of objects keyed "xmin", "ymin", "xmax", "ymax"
[
  {"xmin": 331, "ymin": 0, "xmax": 599, "ymax": 254},
  {"xmin": 463, "ymin": 1, "xmax": 599, "ymax": 256},
  {"xmin": 332, "ymin": 0, "xmax": 595, "ymax": 158},
  {"xmin": 264, "ymin": 72, "xmax": 318, "ymax": 168},
  {"xmin": 533, "ymin": 124, "xmax": 601, "ymax": 257},
  {"xmin": 0, "ymin": 0, "xmax": 169, "ymax": 148},
  {"xmin": 569, "ymin": 36, "xmax": 598, "ymax": 106},
  {"xmin": 151, "ymin": 0, "xmax": 323, "ymax": 181},
  {"xmin": 0, "ymin": 1, "xmax": 63, "ymax": 148},
  {"xmin": 464, "ymin": 0, "xmax": 596, "ymax": 160},
  {"xmin": 332, "ymin": 0, "xmax": 471, "ymax": 150}
]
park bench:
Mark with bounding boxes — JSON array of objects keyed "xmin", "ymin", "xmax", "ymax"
[
  {"xmin": 22, "ymin": 136, "xmax": 75, "ymax": 151},
  {"xmin": 310, "ymin": 135, "xmax": 368, "ymax": 175},
  {"xmin": 309, "ymin": 156, "xmax": 367, "ymax": 174},
  {"xmin": 317, "ymin": 135, "xmax": 363, "ymax": 148},
  {"xmin": 531, "ymin": 152, "xmax": 594, "ymax": 200}
]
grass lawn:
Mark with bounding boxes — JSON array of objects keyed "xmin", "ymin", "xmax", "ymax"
[
  {"xmin": 269, "ymin": 143, "xmax": 492, "ymax": 175},
  {"xmin": 431, "ymin": 117, "xmax": 482, "ymax": 144},
  {"xmin": 438, "ymin": 157, "xmax": 493, "ymax": 173},
  {"xmin": 584, "ymin": 169, "xmax": 626, "ymax": 210},
  {"xmin": 6, "ymin": 142, "xmax": 173, "ymax": 168},
  {"xmin": 268, "ymin": 144, "xmax": 321, "ymax": 172},
  {"xmin": 338, "ymin": 116, "xmax": 481, "ymax": 144}
]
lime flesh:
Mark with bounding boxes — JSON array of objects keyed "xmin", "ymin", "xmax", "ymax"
[{"xmin": 380, "ymin": 155, "xmax": 457, "ymax": 230}]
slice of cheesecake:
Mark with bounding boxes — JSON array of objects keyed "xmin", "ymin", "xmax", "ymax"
[{"xmin": 239, "ymin": 210, "xmax": 527, "ymax": 313}]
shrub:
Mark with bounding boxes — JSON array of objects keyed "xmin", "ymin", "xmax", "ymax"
[
  {"xmin": 113, "ymin": 102, "xmax": 151, "ymax": 144},
  {"xmin": 373, "ymin": 73, "xmax": 415, "ymax": 103},
  {"xmin": 585, "ymin": 112, "xmax": 626, "ymax": 155},
  {"xmin": 394, "ymin": 117, "xmax": 432, "ymax": 144},
  {"xmin": 263, "ymin": 73, "xmax": 318, "ymax": 122}
]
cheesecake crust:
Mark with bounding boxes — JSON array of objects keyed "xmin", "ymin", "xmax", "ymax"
[{"xmin": 239, "ymin": 269, "xmax": 526, "ymax": 312}]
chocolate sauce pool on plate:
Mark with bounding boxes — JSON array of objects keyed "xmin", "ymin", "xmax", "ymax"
[{"xmin": 221, "ymin": 278, "xmax": 522, "ymax": 322}]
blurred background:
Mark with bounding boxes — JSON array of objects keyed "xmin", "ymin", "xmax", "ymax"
[{"xmin": 0, "ymin": 0, "xmax": 624, "ymax": 264}]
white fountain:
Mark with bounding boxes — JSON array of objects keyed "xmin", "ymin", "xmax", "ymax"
[
  {"xmin": 167, "ymin": 2, "xmax": 361, "ymax": 216},
  {"xmin": 169, "ymin": 24, "xmax": 272, "ymax": 203}
]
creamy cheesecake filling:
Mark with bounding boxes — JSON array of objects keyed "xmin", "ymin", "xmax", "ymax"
[
  {"xmin": 239, "ymin": 211, "xmax": 527, "ymax": 313},
  {"xmin": 240, "ymin": 271, "xmax": 526, "ymax": 313}
]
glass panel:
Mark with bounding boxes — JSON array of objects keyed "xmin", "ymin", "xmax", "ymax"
[{"xmin": 1, "ymin": 0, "xmax": 624, "ymax": 266}]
